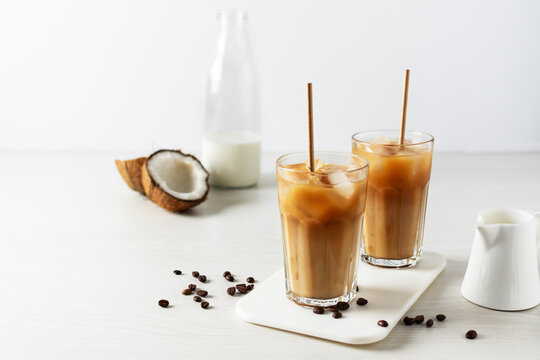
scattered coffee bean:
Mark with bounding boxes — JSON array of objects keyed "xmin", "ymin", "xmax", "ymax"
[
  {"xmin": 201, "ymin": 301, "xmax": 209, "ymax": 309},
  {"xmin": 403, "ymin": 316, "xmax": 415, "ymax": 325},
  {"xmin": 377, "ymin": 320, "xmax": 388, "ymax": 327},
  {"xmin": 356, "ymin": 298, "xmax": 368, "ymax": 306},
  {"xmin": 246, "ymin": 277, "xmax": 255, "ymax": 283},
  {"xmin": 236, "ymin": 284, "xmax": 248, "ymax": 294},
  {"xmin": 246, "ymin": 284, "xmax": 254, "ymax": 290},
  {"xmin": 223, "ymin": 271, "xmax": 231, "ymax": 277},
  {"xmin": 313, "ymin": 306, "xmax": 324, "ymax": 314},
  {"xmin": 415, "ymin": 315, "xmax": 425, "ymax": 324},
  {"xmin": 196, "ymin": 290, "xmax": 208, "ymax": 297},
  {"xmin": 227, "ymin": 287, "xmax": 236, "ymax": 296},
  {"xmin": 436, "ymin": 314, "xmax": 446, "ymax": 321},
  {"xmin": 198, "ymin": 275, "xmax": 207, "ymax": 283},
  {"xmin": 193, "ymin": 295, "xmax": 202, "ymax": 302},
  {"xmin": 332, "ymin": 311, "xmax": 342, "ymax": 319},
  {"xmin": 225, "ymin": 274, "xmax": 235, "ymax": 282},
  {"xmin": 192, "ymin": 271, "xmax": 199, "ymax": 278},
  {"xmin": 188, "ymin": 284, "xmax": 197, "ymax": 291},
  {"xmin": 354, "ymin": 285, "xmax": 359, "ymax": 292},
  {"xmin": 173, "ymin": 270, "xmax": 182, "ymax": 275},
  {"xmin": 158, "ymin": 299, "xmax": 169, "ymax": 308},
  {"xmin": 327, "ymin": 306, "xmax": 339, "ymax": 312},
  {"xmin": 426, "ymin": 319, "xmax": 434, "ymax": 327},
  {"xmin": 466, "ymin": 330, "xmax": 477, "ymax": 339},
  {"xmin": 337, "ymin": 302, "xmax": 350, "ymax": 311},
  {"xmin": 182, "ymin": 288, "xmax": 192, "ymax": 295}
]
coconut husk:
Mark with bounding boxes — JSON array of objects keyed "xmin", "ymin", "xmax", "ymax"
[{"xmin": 115, "ymin": 157, "xmax": 146, "ymax": 194}]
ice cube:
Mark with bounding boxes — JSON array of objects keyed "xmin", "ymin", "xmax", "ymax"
[
  {"xmin": 333, "ymin": 182, "xmax": 355, "ymax": 198},
  {"xmin": 279, "ymin": 163, "xmax": 310, "ymax": 183},
  {"xmin": 283, "ymin": 162, "xmax": 310, "ymax": 172},
  {"xmin": 313, "ymin": 159, "xmax": 325, "ymax": 172},
  {"xmin": 370, "ymin": 135, "xmax": 393, "ymax": 145},
  {"xmin": 367, "ymin": 136, "xmax": 401, "ymax": 155},
  {"xmin": 325, "ymin": 171, "xmax": 348, "ymax": 185}
]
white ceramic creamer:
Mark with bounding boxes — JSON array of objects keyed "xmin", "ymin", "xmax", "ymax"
[{"xmin": 461, "ymin": 208, "xmax": 540, "ymax": 311}]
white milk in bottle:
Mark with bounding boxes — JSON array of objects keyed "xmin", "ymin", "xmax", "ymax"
[{"xmin": 202, "ymin": 131, "xmax": 260, "ymax": 187}]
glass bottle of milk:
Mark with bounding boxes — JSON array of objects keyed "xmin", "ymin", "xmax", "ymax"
[{"xmin": 203, "ymin": 9, "xmax": 261, "ymax": 188}]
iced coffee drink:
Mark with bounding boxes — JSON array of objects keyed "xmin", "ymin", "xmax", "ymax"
[
  {"xmin": 352, "ymin": 130, "xmax": 434, "ymax": 268},
  {"xmin": 276, "ymin": 152, "xmax": 368, "ymax": 306}
]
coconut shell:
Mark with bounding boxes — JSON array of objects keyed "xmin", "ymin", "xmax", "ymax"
[
  {"xmin": 141, "ymin": 150, "xmax": 209, "ymax": 213},
  {"xmin": 115, "ymin": 157, "xmax": 147, "ymax": 194}
]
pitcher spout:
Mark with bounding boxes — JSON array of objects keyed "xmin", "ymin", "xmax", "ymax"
[{"xmin": 476, "ymin": 224, "xmax": 501, "ymax": 250}]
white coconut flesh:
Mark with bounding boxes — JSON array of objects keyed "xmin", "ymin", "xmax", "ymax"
[{"xmin": 146, "ymin": 151, "xmax": 208, "ymax": 201}]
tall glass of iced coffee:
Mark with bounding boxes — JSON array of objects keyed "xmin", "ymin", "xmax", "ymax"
[
  {"xmin": 276, "ymin": 152, "xmax": 369, "ymax": 307},
  {"xmin": 352, "ymin": 130, "xmax": 434, "ymax": 268}
]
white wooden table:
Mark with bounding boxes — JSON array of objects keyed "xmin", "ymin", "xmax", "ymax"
[{"xmin": 1, "ymin": 152, "xmax": 539, "ymax": 359}]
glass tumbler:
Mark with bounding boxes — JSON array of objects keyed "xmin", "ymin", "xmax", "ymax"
[
  {"xmin": 352, "ymin": 130, "xmax": 434, "ymax": 268},
  {"xmin": 276, "ymin": 152, "xmax": 369, "ymax": 307}
]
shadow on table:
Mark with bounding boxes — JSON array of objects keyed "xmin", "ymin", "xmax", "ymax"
[{"xmin": 183, "ymin": 172, "xmax": 277, "ymax": 217}]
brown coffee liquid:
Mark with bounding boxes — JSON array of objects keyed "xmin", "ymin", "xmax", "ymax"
[
  {"xmin": 277, "ymin": 163, "xmax": 367, "ymax": 300},
  {"xmin": 353, "ymin": 143, "xmax": 432, "ymax": 260}
]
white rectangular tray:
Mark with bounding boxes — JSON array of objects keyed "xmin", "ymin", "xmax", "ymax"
[{"xmin": 236, "ymin": 251, "xmax": 446, "ymax": 344}]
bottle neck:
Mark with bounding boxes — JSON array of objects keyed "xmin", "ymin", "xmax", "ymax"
[{"xmin": 217, "ymin": 10, "xmax": 250, "ymax": 54}]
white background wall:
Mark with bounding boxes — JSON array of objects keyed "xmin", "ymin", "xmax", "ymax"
[{"xmin": 1, "ymin": 0, "xmax": 539, "ymax": 153}]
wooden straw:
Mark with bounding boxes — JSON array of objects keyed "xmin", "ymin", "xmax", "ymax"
[
  {"xmin": 307, "ymin": 83, "xmax": 315, "ymax": 172},
  {"xmin": 399, "ymin": 69, "xmax": 410, "ymax": 145}
]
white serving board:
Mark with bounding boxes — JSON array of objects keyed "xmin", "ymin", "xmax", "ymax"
[{"xmin": 236, "ymin": 251, "xmax": 446, "ymax": 344}]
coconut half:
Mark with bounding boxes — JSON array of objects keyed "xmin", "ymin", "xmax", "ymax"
[
  {"xmin": 115, "ymin": 157, "xmax": 146, "ymax": 194},
  {"xmin": 141, "ymin": 150, "xmax": 210, "ymax": 212}
]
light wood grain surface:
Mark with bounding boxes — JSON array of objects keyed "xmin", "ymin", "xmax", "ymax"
[{"xmin": 1, "ymin": 152, "xmax": 539, "ymax": 359}]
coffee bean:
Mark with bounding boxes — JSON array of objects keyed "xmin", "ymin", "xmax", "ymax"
[
  {"xmin": 173, "ymin": 270, "xmax": 182, "ymax": 275},
  {"xmin": 198, "ymin": 275, "xmax": 207, "ymax": 283},
  {"xmin": 193, "ymin": 295, "xmax": 202, "ymax": 302},
  {"xmin": 236, "ymin": 284, "xmax": 248, "ymax": 294},
  {"xmin": 225, "ymin": 274, "xmax": 235, "ymax": 282},
  {"xmin": 356, "ymin": 298, "xmax": 368, "ymax": 306},
  {"xmin": 313, "ymin": 306, "xmax": 324, "ymax": 314},
  {"xmin": 466, "ymin": 330, "xmax": 477, "ymax": 339},
  {"xmin": 426, "ymin": 319, "xmax": 434, "ymax": 327},
  {"xmin": 196, "ymin": 290, "xmax": 208, "ymax": 297},
  {"xmin": 227, "ymin": 287, "xmax": 236, "ymax": 296},
  {"xmin": 403, "ymin": 316, "xmax": 415, "ymax": 325},
  {"xmin": 158, "ymin": 299, "xmax": 169, "ymax": 308},
  {"xmin": 223, "ymin": 271, "xmax": 231, "ymax": 277},
  {"xmin": 246, "ymin": 284, "xmax": 254, "ymax": 290},
  {"xmin": 436, "ymin": 314, "xmax": 446, "ymax": 321},
  {"xmin": 377, "ymin": 320, "xmax": 388, "ymax": 327},
  {"xmin": 201, "ymin": 301, "xmax": 209, "ymax": 309},
  {"xmin": 182, "ymin": 288, "xmax": 192, "ymax": 295},
  {"xmin": 188, "ymin": 284, "xmax": 197, "ymax": 291},
  {"xmin": 192, "ymin": 271, "xmax": 199, "ymax": 278},
  {"xmin": 327, "ymin": 306, "xmax": 339, "ymax": 312},
  {"xmin": 336, "ymin": 302, "xmax": 349, "ymax": 311},
  {"xmin": 246, "ymin": 277, "xmax": 255, "ymax": 283},
  {"xmin": 415, "ymin": 315, "xmax": 424, "ymax": 324},
  {"xmin": 332, "ymin": 311, "xmax": 342, "ymax": 319},
  {"xmin": 354, "ymin": 285, "xmax": 359, "ymax": 292}
]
